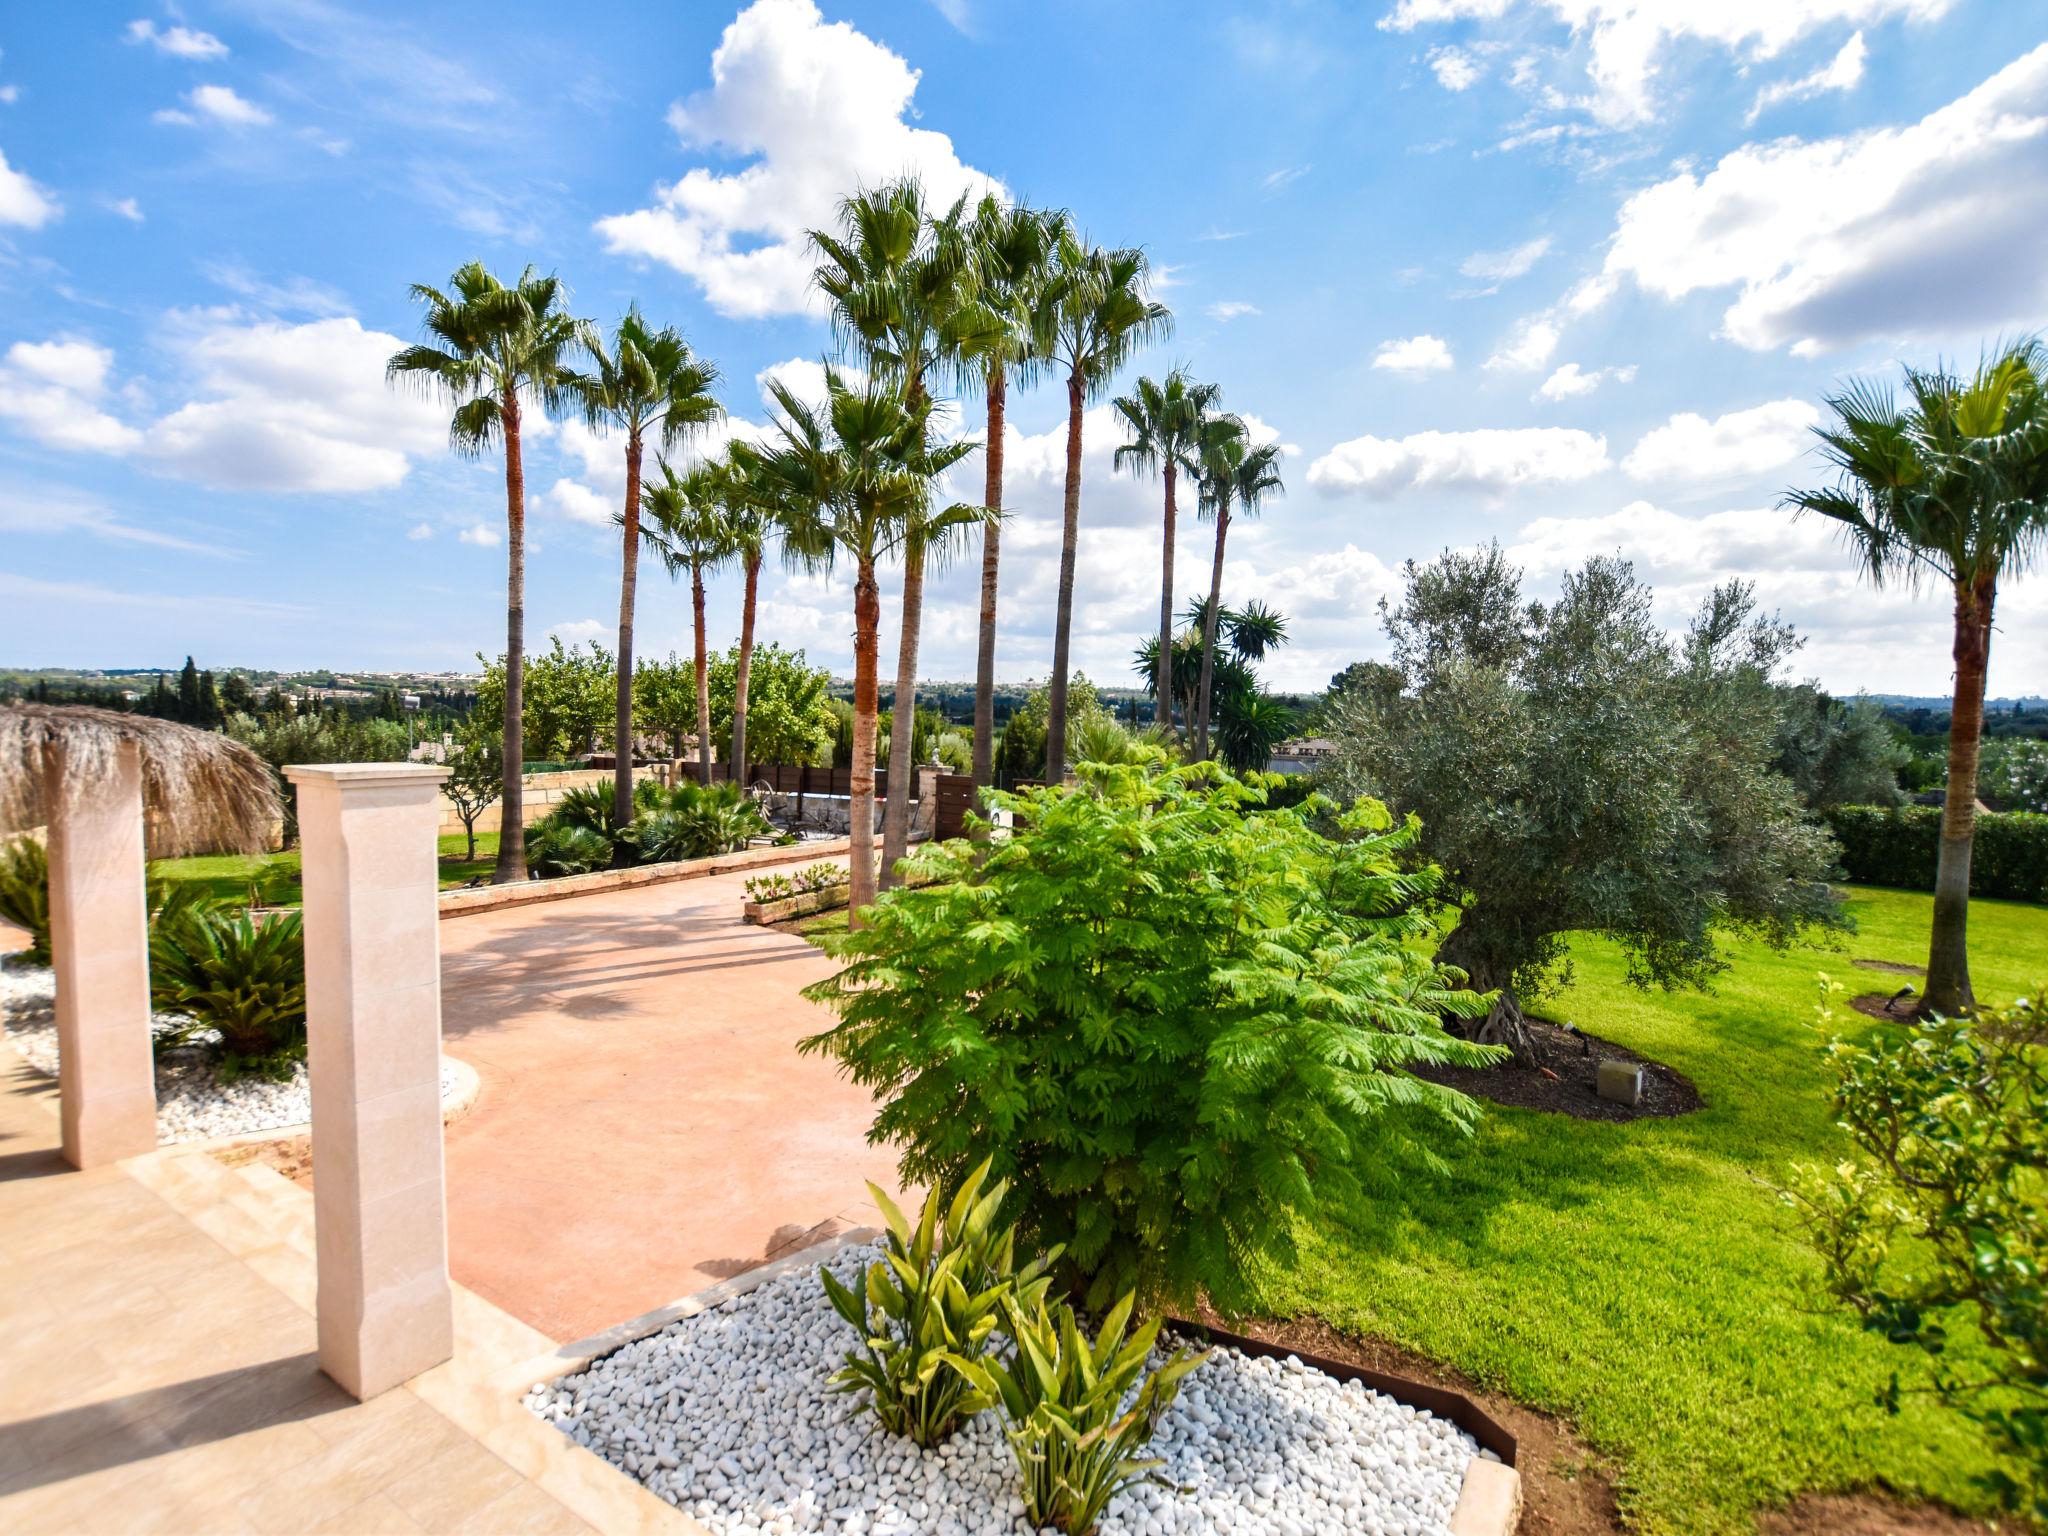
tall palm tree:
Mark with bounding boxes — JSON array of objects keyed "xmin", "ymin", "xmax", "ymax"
[
  {"xmin": 388, "ymin": 263, "xmax": 585, "ymax": 883},
  {"xmin": 1193, "ymin": 422, "xmax": 1285, "ymax": 760},
  {"xmin": 639, "ymin": 459, "xmax": 738, "ymax": 787},
  {"xmin": 566, "ymin": 308, "xmax": 722, "ymax": 830},
  {"xmin": 751, "ymin": 369, "xmax": 978, "ymax": 923},
  {"xmin": 1112, "ymin": 368, "xmax": 1223, "ymax": 735},
  {"xmin": 949, "ymin": 196, "xmax": 1065, "ymax": 785},
  {"xmin": 1785, "ymin": 340, "xmax": 2048, "ymax": 1015},
  {"xmin": 715, "ymin": 443, "xmax": 782, "ymax": 781},
  {"xmin": 811, "ymin": 179, "xmax": 978, "ymax": 885},
  {"xmin": 1033, "ymin": 231, "xmax": 1170, "ymax": 781}
]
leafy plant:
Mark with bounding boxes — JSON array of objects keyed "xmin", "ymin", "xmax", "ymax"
[
  {"xmin": 524, "ymin": 820, "xmax": 613, "ymax": 878},
  {"xmin": 744, "ymin": 872, "xmax": 796, "ymax": 903},
  {"xmin": 818, "ymin": 1158, "xmax": 1058, "ymax": 1447},
  {"xmin": 622, "ymin": 779, "xmax": 772, "ymax": 863},
  {"xmin": 548, "ymin": 782, "xmax": 626, "ymax": 836},
  {"xmin": 1782, "ymin": 984, "xmax": 2048, "ymax": 1524},
  {"xmin": 795, "ymin": 862, "xmax": 846, "ymax": 894},
  {"xmin": 0, "ymin": 834, "xmax": 51, "ymax": 965},
  {"xmin": 801, "ymin": 753, "xmax": 1498, "ymax": 1316},
  {"xmin": 149, "ymin": 902, "xmax": 308, "ymax": 1080},
  {"xmin": 947, "ymin": 1291, "xmax": 1208, "ymax": 1535}
]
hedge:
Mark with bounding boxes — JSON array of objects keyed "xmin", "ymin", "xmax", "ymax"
[{"xmin": 1825, "ymin": 805, "xmax": 2048, "ymax": 903}]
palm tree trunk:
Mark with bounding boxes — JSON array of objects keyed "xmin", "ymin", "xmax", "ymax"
[
  {"xmin": 1044, "ymin": 370, "xmax": 1085, "ymax": 783},
  {"xmin": 1157, "ymin": 462, "xmax": 1177, "ymax": 733},
  {"xmin": 1923, "ymin": 574, "xmax": 1995, "ymax": 1016},
  {"xmin": 972, "ymin": 367, "xmax": 1005, "ymax": 788},
  {"xmin": 612, "ymin": 430, "xmax": 644, "ymax": 844},
  {"xmin": 849, "ymin": 556, "xmax": 882, "ymax": 928},
  {"xmin": 495, "ymin": 389, "xmax": 529, "ymax": 883},
  {"xmin": 730, "ymin": 551, "xmax": 760, "ymax": 781},
  {"xmin": 1194, "ymin": 500, "xmax": 1230, "ymax": 760},
  {"xmin": 692, "ymin": 565, "xmax": 713, "ymax": 787},
  {"xmin": 881, "ymin": 531, "xmax": 926, "ymax": 888}
]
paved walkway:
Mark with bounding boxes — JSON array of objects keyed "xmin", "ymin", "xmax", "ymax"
[{"xmin": 438, "ymin": 864, "xmax": 902, "ymax": 1345}]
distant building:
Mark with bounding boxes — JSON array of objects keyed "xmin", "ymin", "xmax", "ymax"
[{"xmin": 1266, "ymin": 736, "xmax": 1338, "ymax": 776}]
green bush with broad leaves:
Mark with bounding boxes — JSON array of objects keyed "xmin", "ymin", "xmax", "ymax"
[
  {"xmin": 524, "ymin": 821, "xmax": 612, "ymax": 879},
  {"xmin": 1825, "ymin": 805, "xmax": 2048, "ymax": 902},
  {"xmin": 800, "ymin": 752, "xmax": 1499, "ymax": 1316},
  {"xmin": 1782, "ymin": 982, "xmax": 2048, "ymax": 1524},
  {"xmin": 946, "ymin": 1291, "xmax": 1208, "ymax": 1535},
  {"xmin": 150, "ymin": 897, "xmax": 309, "ymax": 1081},
  {"xmin": 0, "ymin": 835, "xmax": 51, "ymax": 964},
  {"xmin": 819, "ymin": 1158, "xmax": 1058, "ymax": 1447}
]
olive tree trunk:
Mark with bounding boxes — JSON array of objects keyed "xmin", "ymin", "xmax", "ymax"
[
  {"xmin": 1436, "ymin": 922, "xmax": 1540, "ymax": 1065},
  {"xmin": 1044, "ymin": 370, "xmax": 1086, "ymax": 784},
  {"xmin": 1923, "ymin": 574, "xmax": 1996, "ymax": 1017},
  {"xmin": 494, "ymin": 388, "xmax": 529, "ymax": 884}
]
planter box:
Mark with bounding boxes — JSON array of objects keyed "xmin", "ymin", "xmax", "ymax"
[
  {"xmin": 439, "ymin": 836, "xmax": 853, "ymax": 919},
  {"xmin": 742, "ymin": 884, "xmax": 849, "ymax": 925}
]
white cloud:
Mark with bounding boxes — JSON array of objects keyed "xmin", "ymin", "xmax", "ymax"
[
  {"xmin": 459, "ymin": 523, "xmax": 501, "ymax": 547},
  {"xmin": 0, "ymin": 483, "xmax": 222, "ymax": 554},
  {"xmin": 1622, "ymin": 398, "xmax": 1821, "ymax": 482},
  {"xmin": 1748, "ymin": 30, "xmax": 1867, "ymax": 121},
  {"xmin": 1261, "ymin": 164, "xmax": 1311, "ymax": 191},
  {"xmin": 1307, "ymin": 426, "xmax": 1609, "ymax": 497},
  {"xmin": 0, "ymin": 147, "xmax": 58, "ymax": 228},
  {"xmin": 595, "ymin": 0, "xmax": 1002, "ymax": 319},
  {"xmin": 1372, "ymin": 334, "xmax": 1455, "ymax": 373},
  {"xmin": 1483, "ymin": 315, "xmax": 1560, "ymax": 372},
  {"xmin": 1381, "ymin": 0, "xmax": 1952, "ymax": 126},
  {"xmin": 546, "ymin": 478, "xmax": 617, "ymax": 527},
  {"xmin": 546, "ymin": 618, "xmax": 607, "ymax": 646},
  {"xmin": 1536, "ymin": 361, "xmax": 1635, "ymax": 400},
  {"xmin": 1429, "ymin": 46, "xmax": 1483, "ymax": 91},
  {"xmin": 106, "ymin": 196, "xmax": 145, "ymax": 223},
  {"xmin": 407, "ymin": 522, "xmax": 434, "ymax": 540},
  {"xmin": 1461, "ymin": 235, "xmax": 1550, "ymax": 282},
  {"xmin": 1604, "ymin": 44, "xmax": 2048, "ymax": 354},
  {"xmin": 0, "ymin": 340, "xmax": 143, "ymax": 453},
  {"xmin": 155, "ymin": 84, "xmax": 272, "ymax": 128},
  {"xmin": 1205, "ymin": 301, "xmax": 1262, "ymax": 321},
  {"xmin": 125, "ymin": 19, "xmax": 229, "ymax": 60}
]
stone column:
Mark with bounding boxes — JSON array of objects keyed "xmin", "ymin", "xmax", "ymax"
[
  {"xmin": 46, "ymin": 738, "xmax": 157, "ymax": 1168},
  {"xmin": 286, "ymin": 762, "xmax": 452, "ymax": 1400}
]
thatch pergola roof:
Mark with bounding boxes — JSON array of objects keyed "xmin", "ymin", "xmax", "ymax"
[{"xmin": 0, "ymin": 704, "xmax": 278, "ymax": 858}]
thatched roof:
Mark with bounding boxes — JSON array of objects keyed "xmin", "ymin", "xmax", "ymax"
[{"xmin": 0, "ymin": 704, "xmax": 278, "ymax": 858}]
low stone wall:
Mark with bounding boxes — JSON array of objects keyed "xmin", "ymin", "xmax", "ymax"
[
  {"xmin": 437, "ymin": 837, "xmax": 854, "ymax": 919},
  {"xmin": 437, "ymin": 766, "xmax": 670, "ymax": 837}
]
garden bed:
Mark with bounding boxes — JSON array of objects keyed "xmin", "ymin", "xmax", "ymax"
[
  {"xmin": 1410, "ymin": 1016, "xmax": 1703, "ymax": 1122},
  {"xmin": 525, "ymin": 1237, "xmax": 1487, "ymax": 1536},
  {"xmin": 0, "ymin": 957, "xmax": 464, "ymax": 1144}
]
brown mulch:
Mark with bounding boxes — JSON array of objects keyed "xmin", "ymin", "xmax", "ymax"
[
  {"xmin": 1854, "ymin": 958, "xmax": 1927, "ymax": 977},
  {"xmin": 1411, "ymin": 1016, "xmax": 1703, "ymax": 1122},
  {"xmin": 1851, "ymin": 989, "xmax": 1923, "ymax": 1022},
  {"xmin": 1757, "ymin": 1491, "xmax": 2000, "ymax": 1535}
]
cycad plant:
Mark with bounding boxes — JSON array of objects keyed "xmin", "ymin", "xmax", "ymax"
[
  {"xmin": 1785, "ymin": 340, "xmax": 2048, "ymax": 1014},
  {"xmin": 0, "ymin": 835, "xmax": 50, "ymax": 964},
  {"xmin": 388, "ymin": 262, "xmax": 587, "ymax": 883},
  {"xmin": 150, "ymin": 902, "xmax": 309, "ymax": 1081},
  {"xmin": 565, "ymin": 309, "xmax": 722, "ymax": 828}
]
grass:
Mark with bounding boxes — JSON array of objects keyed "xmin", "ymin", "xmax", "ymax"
[
  {"xmin": 151, "ymin": 831, "xmax": 501, "ymax": 904},
  {"xmin": 1247, "ymin": 885, "xmax": 2048, "ymax": 1535}
]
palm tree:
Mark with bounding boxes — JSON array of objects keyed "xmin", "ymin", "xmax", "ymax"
[
  {"xmin": 949, "ymin": 196, "xmax": 1065, "ymax": 785},
  {"xmin": 565, "ymin": 309, "xmax": 722, "ymax": 830},
  {"xmin": 715, "ymin": 443, "xmax": 782, "ymax": 781},
  {"xmin": 639, "ymin": 459, "xmax": 738, "ymax": 787},
  {"xmin": 1033, "ymin": 231, "xmax": 1170, "ymax": 781},
  {"xmin": 811, "ymin": 179, "xmax": 979, "ymax": 886},
  {"xmin": 751, "ymin": 368, "xmax": 978, "ymax": 923},
  {"xmin": 1134, "ymin": 598, "xmax": 1293, "ymax": 771},
  {"xmin": 1785, "ymin": 340, "xmax": 2048, "ymax": 1015},
  {"xmin": 388, "ymin": 262, "xmax": 586, "ymax": 883},
  {"xmin": 1112, "ymin": 368, "xmax": 1223, "ymax": 735},
  {"xmin": 1193, "ymin": 422, "xmax": 1285, "ymax": 760}
]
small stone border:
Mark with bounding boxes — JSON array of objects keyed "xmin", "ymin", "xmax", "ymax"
[
  {"xmin": 506, "ymin": 1228, "xmax": 1524, "ymax": 1536},
  {"xmin": 439, "ymin": 837, "xmax": 855, "ymax": 919}
]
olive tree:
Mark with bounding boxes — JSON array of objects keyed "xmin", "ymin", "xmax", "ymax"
[{"xmin": 1321, "ymin": 546, "xmax": 1842, "ymax": 1061}]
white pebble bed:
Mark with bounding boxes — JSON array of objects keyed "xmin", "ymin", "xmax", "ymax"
[
  {"xmin": 525, "ymin": 1240, "xmax": 1480, "ymax": 1536},
  {"xmin": 1, "ymin": 959, "xmax": 460, "ymax": 1145}
]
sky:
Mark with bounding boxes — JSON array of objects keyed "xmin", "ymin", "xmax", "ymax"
[{"xmin": 2, "ymin": 0, "xmax": 2046, "ymax": 698}]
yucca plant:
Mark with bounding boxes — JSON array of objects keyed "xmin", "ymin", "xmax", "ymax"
[
  {"xmin": 150, "ymin": 902, "xmax": 309, "ymax": 1081},
  {"xmin": 0, "ymin": 834, "xmax": 51, "ymax": 965},
  {"xmin": 947, "ymin": 1292, "xmax": 1208, "ymax": 1535},
  {"xmin": 819, "ymin": 1158, "xmax": 1059, "ymax": 1447},
  {"xmin": 524, "ymin": 819, "xmax": 613, "ymax": 877}
]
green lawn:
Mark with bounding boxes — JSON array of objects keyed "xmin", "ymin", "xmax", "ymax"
[
  {"xmin": 1248, "ymin": 885, "xmax": 2048, "ymax": 1534},
  {"xmin": 151, "ymin": 831, "xmax": 500, "ymax": 904}
]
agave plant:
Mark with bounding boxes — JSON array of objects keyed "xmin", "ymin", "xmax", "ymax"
[
  {"xmin": 819, "ymin": 1158, "xmax": 1059, "ymax": 1447},
  {"xmin": 149, "ymin": 901, "xmax": 309, "ymax": 1080},
  {"xmin": 524, "ymin": 820, "xmax": 613, "ymax": 878},
  {"xmin": 0, "ymin": 834, "xmax": 51, "ymax": 965},
  {"xmin": 946, "ymin": 1292, "xmax": 1208, "ymax": 1535}
]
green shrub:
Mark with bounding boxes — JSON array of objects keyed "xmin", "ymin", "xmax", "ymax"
[
  {"xmin": 819, "ymin": 1158, "xmax": 1057, "ymax": 1447},
  {"xmin": 946, "ymin": 1291, "xmax": 1208, "ymax": 1535},
  {"xmin": 150, "ymin": 902, "xmax": 308, "ymax": 1080},
  {"xmin": 1826, "ymin": 805, "xmax": 2048, "ymax": 902},
  {"xmin": 800, "ymin": 753, "xmax": 1498, "ymax": 1315},
  {"xmin": 548, "ymin": 782, "xmax": 626, "ymax": 836},
  {"xmin": 794, "ymin": 862, "xmax": 846, "ymax": 894},
  {"xmin": 0, "ymin": 835, "xmax": 51, "ymax": 965},
  {"xmin": 621, "ymin": 780, "xmax": 772, "ymax": 863},
  {"xmin": 524, "ymin": 821, "xmax": 613, "ymax": 878}
]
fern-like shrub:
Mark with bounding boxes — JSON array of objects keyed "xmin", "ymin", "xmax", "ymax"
[
  {"xmin": 624, "ymin": 780, "xmax": 773, "ymax": 863},
  {"xmin": 800, "ymin": 754, "xmax": 1500, "ymax": 1315},
  {"xmin": 150, "ymin": 901, "xmax": 309, "ymax": 1080},
  {"xmin": 0, "ymin": 835, "xmax": 52, "ymax": 965},
  {"xmin": 525, "ymin": 820, "xmax": 613, "ymax": 878}
]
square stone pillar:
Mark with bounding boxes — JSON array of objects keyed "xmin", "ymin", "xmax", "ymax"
[
  {"xmin": 286, "ymin": 762, "xmax": 452, "ymax": 1400},
  {"xmin": 45, "ymin": 737, "xmax": 157, "ymax": 1168}
]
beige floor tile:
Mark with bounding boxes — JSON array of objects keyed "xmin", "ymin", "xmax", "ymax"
[{"xmin": 379, "ymin": 1439, "xmax": 527, "ymax": 1531}]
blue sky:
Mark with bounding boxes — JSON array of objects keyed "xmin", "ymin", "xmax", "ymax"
[{"xmin": 2, "ymin": 0, "xmax": 2046, "ymax": 695}]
